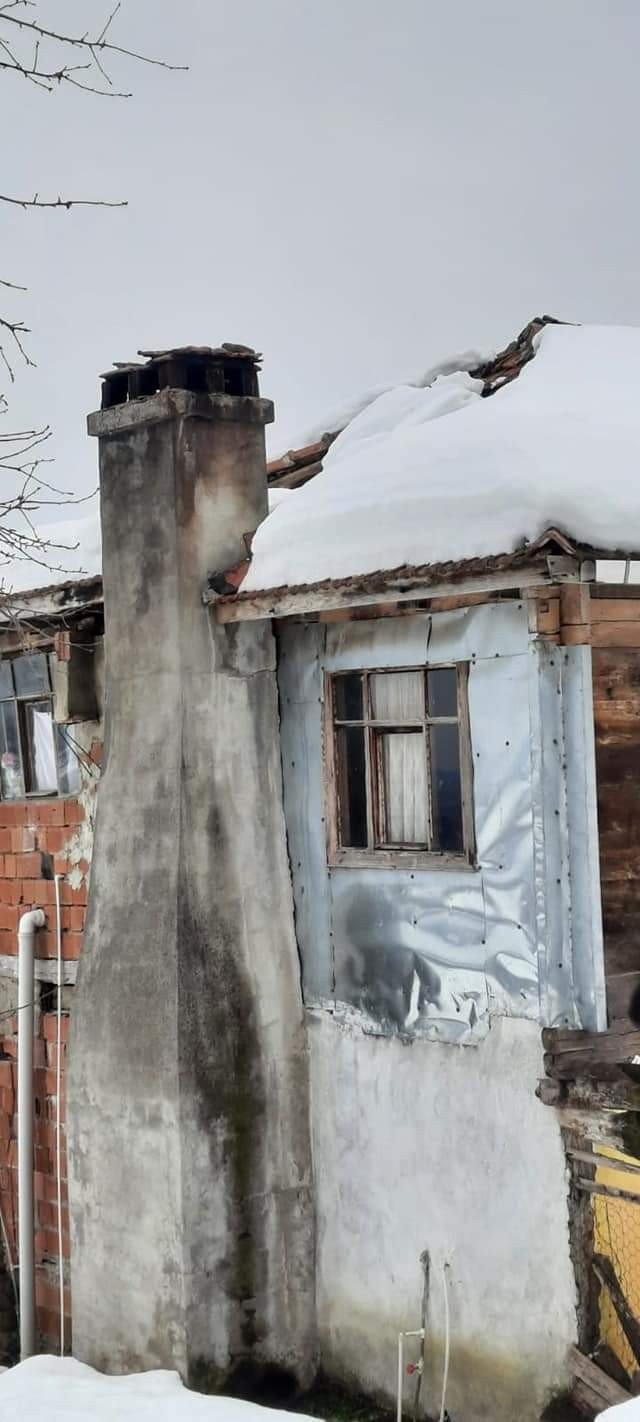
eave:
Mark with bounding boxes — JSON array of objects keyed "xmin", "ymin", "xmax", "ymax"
[{"xmin": 207, "ymin": 529, "xmax": 593, "ymax": 624}]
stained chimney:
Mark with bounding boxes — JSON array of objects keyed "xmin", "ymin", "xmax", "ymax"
[{"xmin": 68, "ymin": 347, "xmax": 316, "ymax": 1388}]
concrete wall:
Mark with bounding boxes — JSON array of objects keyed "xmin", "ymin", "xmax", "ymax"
[
  {"xmin": 69, "ymin": 388, "xmax": 315, "ymax": 1389},
  {"xmin": 309, "ymin": 1011, "xmax": 576, "ymax": 1422}
]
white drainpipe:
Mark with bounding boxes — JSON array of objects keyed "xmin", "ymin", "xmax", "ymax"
[{"xmin": 18, "ymin": 907, "xmax": 45, "ymax": 1359}]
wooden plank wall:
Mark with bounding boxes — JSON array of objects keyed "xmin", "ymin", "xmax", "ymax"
[{"xmin": 592, "ymin": 593, "xmax": 640, "ymax": 1029}]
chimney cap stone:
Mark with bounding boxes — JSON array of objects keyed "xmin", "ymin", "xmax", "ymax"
[{"xmin": 99, "ymin": 344, "xmax": 262, "ymax": 411}]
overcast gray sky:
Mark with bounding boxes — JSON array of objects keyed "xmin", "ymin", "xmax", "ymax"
[{"xmin": 2, "ymin": 0, "xmax": 640, "ymax": 505}]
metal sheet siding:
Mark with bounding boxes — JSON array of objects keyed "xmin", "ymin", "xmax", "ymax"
[{"xmin": 277, "ymin": 602, "xmax": 603, "ymax": 1040}]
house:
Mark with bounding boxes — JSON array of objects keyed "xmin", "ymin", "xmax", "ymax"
[{"xmin": 0, "ymin": 321, "xmax": 640, "ymax": 1420}]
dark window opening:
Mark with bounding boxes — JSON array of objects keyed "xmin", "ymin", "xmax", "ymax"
[
  {"xmin": 329, "ymin": 664, "xmax": 472, "ymax": 863},
  {"xmin": 0, "ymin": 652, "xmax": 81, "ymax": 801}
]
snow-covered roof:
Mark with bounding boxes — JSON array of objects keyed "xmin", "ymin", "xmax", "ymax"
[
  {"xmin": 245, "ymin": 321, "xmax": 640, "ymax": 596},
  {"xmin": 1, "ymin": 505, "xmax": 102, "ymax": 598}
]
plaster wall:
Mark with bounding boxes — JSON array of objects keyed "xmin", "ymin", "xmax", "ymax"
[{"xmin": 309, "ymin": 1011, "xmax": 576, "ymax": 1422}]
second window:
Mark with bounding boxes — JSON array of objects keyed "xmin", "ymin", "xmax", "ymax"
[{"xmin": 328, "ymin": 664, "xmax": 473, "ymax": 865}]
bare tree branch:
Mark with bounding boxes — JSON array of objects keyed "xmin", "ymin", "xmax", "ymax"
[
  {"xmin": 0, "ymin": 3, "xmax": 185, "ymax": 588},
  {"xmin": 0, "ymin": 1, "xmax": 185, "ymax": 96},
  {"xmin": 0, "ymin": 192, "xmax": 127, "ymax": 209}
]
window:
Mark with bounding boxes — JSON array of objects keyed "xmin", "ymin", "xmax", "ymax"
[
  {"xmin": 326, "ymin": 664, "xmax": 474, "ymax": 867},
  {"xmin": 0, "ymin": 652, "xmax": 81, "ymax": 800}
]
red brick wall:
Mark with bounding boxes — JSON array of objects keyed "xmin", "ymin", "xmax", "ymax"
[{"xmin": 0, "ymin": 737, "xmax": 101, "ymax": 1354}]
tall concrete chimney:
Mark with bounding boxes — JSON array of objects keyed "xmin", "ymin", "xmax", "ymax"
[{"xmin": 68, "ymin": 347, "xmax": 315, "ymax": 1390}]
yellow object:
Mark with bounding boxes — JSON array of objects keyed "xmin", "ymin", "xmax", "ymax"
[{"xmin": 594, "ymin": 1145, "xmax": 640, "ymax": 1377}]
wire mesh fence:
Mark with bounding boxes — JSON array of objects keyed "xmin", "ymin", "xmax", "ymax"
[{"xmin": 592, "ymin": 1148, "xmax": 640, "ymax": 1383}]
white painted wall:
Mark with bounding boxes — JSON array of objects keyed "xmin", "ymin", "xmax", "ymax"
[{"xmin": 308, "ymin": 1011, "xmax": 576, "ymax": 1422}]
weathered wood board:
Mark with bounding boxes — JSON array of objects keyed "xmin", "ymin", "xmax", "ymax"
[{"xmin": 593, "ymin": 645, "xmax": 640, "ymax": 1029}]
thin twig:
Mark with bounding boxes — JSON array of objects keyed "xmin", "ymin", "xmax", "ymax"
[{"xmin": 0, "ymin": 192, "xmax": 126, "ymax": 209}]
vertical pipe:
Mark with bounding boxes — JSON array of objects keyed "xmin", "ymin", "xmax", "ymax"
[
  {"xmin": 17, "ymin": 908, "xmax": 45, "ymax": 1360},
  {"xmin": 397, "ymin": 1332, "xmax": 404, "ymax": 1422},
  {"xmin": 54, "ymin": 876, "xmax": 64, "ymax": 1356}
]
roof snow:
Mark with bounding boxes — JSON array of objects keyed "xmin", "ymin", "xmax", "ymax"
[
  {"xmin": 0, "ymin": 504, "xmax": 102, "ymax": 599},
  {"xmin": 1, "ymin": 490, "xmax": 291, "ymax": 606},
  {"xmin": 244, "ymin": 323, "xmax": 640, "ymax": 594}
]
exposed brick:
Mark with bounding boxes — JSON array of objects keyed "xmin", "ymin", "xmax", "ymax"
[
  {"xmin": 60, "ymin": 882, "xmax": 87, "ymax": 908},
  {"xmin": 31, "ymin": 803, "xmax": 66, "ymax": 827},
  {"xmin": 36, "ymin": 1200, "xmax": 56, "ymax": 1228},
  {"xmin": 34, "ymin": 1120, "xmax": 57, "ymax": 1149},
  {"xmin": 0, "ymin": 902, "xmax": 20, "ymax": 932},
  {"xmin": 35, "ymin": 1272, "xmax": 70, "ymax": 1313},
  {"xmin": 1, "ymin": 1038, "xmax": 17, "ymax": 1061},
  {"xmin": 32, "ymin": 1038, "xmax": 46, "ymax": 1068},
  {"xmin": 61, "ymin": 933, "xmax": 83, "ymax": 960},
  {"xmin": 11, "ymin": 827, "xmax": 36, "ymax": 854},
  {"xmin": 0, "ymin": 1086, "xmax": 15, "ymax": 1114},
  {"xmin": 0, "ymin": 1062, "xmax": 12, "ymax": 1088},
  {"xmin": 0, "ymin": 879, "xmax": 24, "ymax": 904},
  {"xmin": 38, "ymin": 828, "xmax": 69, "ymax": 855},
  {"xmin": 16, "ymin": 852, "xmax": 43, "ymax": 879},
  {"xmin": 27, "ymin": 880, "xmax": 56, "ymax": 906},
  {"xmin": 0, "ymin": 804, "xmax": 27, "ymax": 828},
  {"xmin": 0, "ymin": 928, "xmax": 17, "ymax": 955},
  {"xmin": 90, "ymin": 739, "xmax": 103, "ymax": 766},
  {"xmin": 0, "ymin": 830, "xmax": 12, "ymax": 853},
  {"xmin": 43, "ymin": 1014, "xmax": 69, "ymax": 1043},
  {"xmin": 42, "ymin": 1174, "xmax": 60, "ymax": 1204},
  {"xmin": 46, "ymin": 1043, "xmax": 65, "ymax": 1072},
  {"xmin": 40, "ymin": 930, "xmax": 59, "ymax": 958},
  {"xmin": 3, "ymin": 855, "xmax": 16, "ymax": 878},
  {"xmin": 63, "ymin": 801, "xmax": 85, "ymax": 827},
  {"xmin": 0, "ymin": 1109, "xmax": 11, "ymax": 1140},
  {"xmin": 33, "ymin": 1171, "xmax": 48, "ymax": 1201},
  {"xmin": 35, "ymin": 1304, "xmax": 60, "ymax": 1343}
]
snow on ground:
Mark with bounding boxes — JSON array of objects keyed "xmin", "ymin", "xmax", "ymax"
[
  {"xmin": 0, "ymin": 1356, "xmax": 316, "ymax": 1422},
  {"xmin": 245, "ymin": 324, "xmax": 640, "ymax": 593},
  {"xmin": 598, "ymin": 1401, "xmax": 640, "ymax": 1419}
]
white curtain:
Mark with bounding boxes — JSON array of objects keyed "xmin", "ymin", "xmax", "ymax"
[
  {"xmin": 381, "ymin": 732, "xmax": 428, "ymax": 844},
  {"xmin": 370, "ymin": 670, "xmax": 423, "ymax": 721},
  {"xmin": 31, "ymin": 708, "xmax": 57, "ymax": 793}
]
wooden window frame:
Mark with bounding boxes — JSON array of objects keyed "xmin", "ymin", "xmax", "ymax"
[
  {"xmin": 0, "ymin": 651, "xmax": 79, "ymax": 801},
  {"xmin": 324, "ymin": 662, "xmax": 476, "ymax": 871}
]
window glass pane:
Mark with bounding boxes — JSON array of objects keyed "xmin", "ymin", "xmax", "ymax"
[
  {"xmin": 370, "ymin": 670, "xmax": 423, "ymax": 721},
  {"xmin": 0, "ymin": 661, "xmax": 13, "ymax": 699},
  {"xmin": 55, "ymin": 727, "xmax": 82, "ymax": 797},
  {"xmin": 24, "ymin": 700, "xmax": 57, "ymax": 794},
  {"xmin": 333, "ymin": 673, "xmax": 363, "ymax": 722},
  {"xmin": 430, "ymin": 724, "xmax": 463, "ymax": 852},
  {"xmin": 0, "ymin": 702, "xmax": 24, "ymax": 799},
  {"xmin": 379, "ymin": 731, "xmax": 428, "ymax": 845},
  {"xmin": 428, "ymin": 667, "xmax": 458, "ymax": 718},
  {"xmin": 13, "ymin": 652, "xmax": 50, "ymax": 698},
  {"xmin": 336, "ymin": 726, "xmax": 368, "ymax": 847}
]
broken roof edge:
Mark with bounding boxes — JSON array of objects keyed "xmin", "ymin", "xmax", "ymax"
[
  {"xmin": 0, "ymin": 572, "xmax": 104, "ymax": 625},
  {"xmin": 208, "ymin": 528, "xmax": 600, "ymax": 623},
  {"xmin": 265, "ymin": 315, "xmax": 567, "ymax": 488}
]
